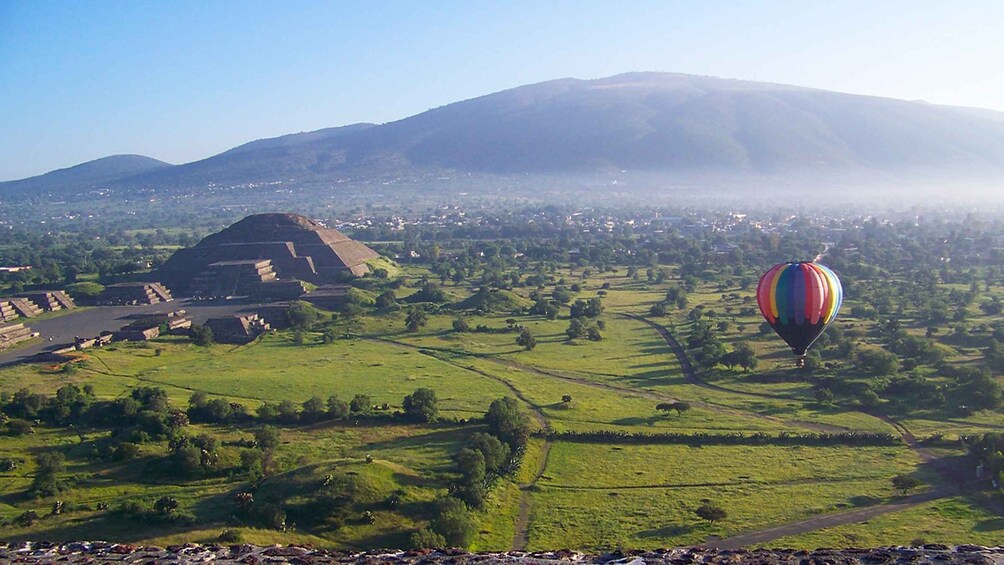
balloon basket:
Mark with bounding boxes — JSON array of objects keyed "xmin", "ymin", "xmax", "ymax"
[{"xmin": 795, "ymin": 356, "xmax": 805, "ymax": 369}]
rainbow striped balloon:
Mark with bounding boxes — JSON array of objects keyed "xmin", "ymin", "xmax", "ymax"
[{"xmin": 756, "ymin": 262, "xmax": 843, "ymax": 360}]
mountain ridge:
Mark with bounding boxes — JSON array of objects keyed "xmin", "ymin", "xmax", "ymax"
[{"xmin": 6, "ymin": 72, "xmax": 1004, "ymax": 195}]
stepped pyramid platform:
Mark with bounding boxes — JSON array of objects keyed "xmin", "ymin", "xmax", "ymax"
[
  {"xmin": 188, "ymin": 259, "xmax": 307, "ymax": 300},
  {"xmin": 8, "ymin": 297, "xmax": 42, "ymax": 317},
  {"xmin": 301, "ymin": 284, "xmax": 350, "ymax": 310},
  {"xmin": 0, "ymin": 322, "xmax": 39, "ymax": 350},
  {"xmin": 205, "ymin": 313, "xmax": 271, "ymax": 344},
  {"xmin": 158, "ymin": 213, "xmax": 379, "ymax": 295},
  {"xmin": 191, "ymin": 260, "xmax": 275, "ymax": 295},
  {"xmin": 0, "ymin": 300, "xmax": 19, "ymax": 322},
  {"xmin": 114, "ymin": 310, "xmax": 191, "ymax": 341},
  {"xmin": 96, "ymin": 282, "xmax": 174, "ymax": 305},
  {"xmin": 16, "ymin": 290, "xmax": 77, "ymax": 312}
]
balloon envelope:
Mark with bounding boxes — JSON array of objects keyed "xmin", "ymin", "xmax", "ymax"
[{"xmin": 756, "ymin": 262, "xmax": 842, "ymax": 357}]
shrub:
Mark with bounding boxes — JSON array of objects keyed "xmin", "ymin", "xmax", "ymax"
[
  {"xmin": 190, "ymin": 324, "xmax": 213, "ymax": 346},
  {"xmin": 695, "ymin": 502, "xmax": 727, "ymax": 524},
  {"xmin": 350, "ymin": 394, "xmax": 373, "ymax": 416},
  {"xmin": 409, "ymin": 528, "xmax": 447, "ymax": 549},
  {"xmin": 218, "ymin": 529, "xmax": 243, "ymax": 543}
]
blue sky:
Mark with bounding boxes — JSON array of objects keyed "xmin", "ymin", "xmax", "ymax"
[{"xmin": 1, "ymin": 1, "xmax": 1002, "ymax": 180}]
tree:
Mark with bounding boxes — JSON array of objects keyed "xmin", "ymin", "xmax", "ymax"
[
  {"xmin": 855, "ymin": 345, "xmax": 899, "ymax": 375},
  {"xmin": 327, "ymin": 395, "xmax": 350, "ymax": 419},
  {"xmin": 649, "ymin": 302, "xmax": 668, "ymax": 316},
  {"xmin": 695, "ymin": 341, "xmax": 726, "ymax": 370},
  {"xmin": 891, "ymin": 475, "xmax": 922, "ymax": 495},
  {"xmin": 452, "ymin": 318, "xmax": 470, "ymax": 332},
  {"xmin": 302, "ymin": 396, "xmax": 326, "ymax": 422},
  {"xmin": 466, "ymin": 432, "xmax": 510, "ymax": 473},
  {"xmin": 431, "ymin": 497, "xmax": 476, "ymax": 548},
  {"xmin": 453, "ymin": 448, "xmax": 487, "ymax": 508},
  {"xmin": 731, "ymin": 342, "xmax": 758, "ymax": 372},
  {"xmin": 191, "ymin": 324, "xmax": 213, "ymax": 346},
  {"xmin": 376, "ymin": 290, "xmax": 397, "ymax": 309},
  {"xmin": 405, "ymin": 307, "xmax": 428, "ymax": 332},
  {"xmin": 485, "ymin": 397, "xmax": 531, "ymax": 449},
  {"xmin": 255, "ymin": 425, "xmax": 281, "ymax": 477},
  {"xmin": 815, "ymin": 387, "xmax": 835, "ymax": 405},
  {"xmin": 566, "ymin": 318, "xmax": 587, "ymax": 339},
  {"xmin": 409, "ymin": 528, "xmax": 447, "ymax": 549},
  {"xmin": 287, "ymin": 301, "xmax": 320, "ymax": 330},
  {"xmin": 516, "ymin": 328, "xmax": 537, "ymax": 350},
  {"xmin": 695, "ymin": 502, "xmax": 727, "ymax": 524},
  {"xmin": 570, "ymin": 297, "xmax": 603, "ymax": 318},
  {"xmin": 31, "ymin": 452, "xmax": 65, "ymax": 497},
  {"xmin": 403, "ymin": 388, "xmax": 439, "ymax": 422},
  {"xmin": 350, "ymin": 394, "xmax": 373, "ymax": 416},
  {"xmin": 154, "ymin": 496, "xmax": 179, "ymax": 514}
]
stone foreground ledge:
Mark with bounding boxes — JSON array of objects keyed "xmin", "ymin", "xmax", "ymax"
[{"xmin": 1, "ymin": 542, "xmax": 1003, "ymax": 564}]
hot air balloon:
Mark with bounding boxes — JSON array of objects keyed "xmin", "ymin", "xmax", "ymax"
[{"xmin": 756, "ymin": 262, "xmax": 842, "ymax": 367}]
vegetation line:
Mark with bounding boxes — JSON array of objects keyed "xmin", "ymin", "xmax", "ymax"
[{"xmin": 543, "ymin": 475, "xmax": 896, "ymax": 491}]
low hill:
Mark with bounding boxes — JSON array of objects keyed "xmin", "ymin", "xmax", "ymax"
[{"xmin": 0, "ymin": 154, "xmax": 171, "ymax": 196}]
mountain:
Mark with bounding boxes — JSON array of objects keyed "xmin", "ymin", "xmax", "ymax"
[
  {"xmin": 0, "ymin": 154, "xmax": 172, "ymax": 196},
  {"xmin": 8, "ymin": 73, "xmax": 1004, "ymax": 195},
  {"xmin": 220, "ymin": 123, "xmax": 376, "ymax": 155}
]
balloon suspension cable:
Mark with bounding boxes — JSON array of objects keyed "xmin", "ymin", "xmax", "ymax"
[{"xmin": 795, "ymin": 355, "xmax": 806, "ymax": 369}]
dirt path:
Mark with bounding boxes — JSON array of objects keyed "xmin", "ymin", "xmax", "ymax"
[
  {"xmin": 364, "ymin": 333, "xmax": 837, "ymax": 432},
  {"xmin": 620, "ymin": 314, "xmax": 846, "ymax": 432},
  {"xmin": 512, "ymin": 438, "xmax": 553, "ymax": 551},
  {"xmin": 359, "ymin": 336, "xmax": 552, "ymax": 551},
  {"xmin": 366, "ymin": 329, "xmax": 947, "ymax": 548},
  {"xmin": 704, "ymin": 488, "xmax": 953, "ymax": 549},
  {"xmin": 625, "ymin": 315, "xmax": 979, "ymax": 547}
]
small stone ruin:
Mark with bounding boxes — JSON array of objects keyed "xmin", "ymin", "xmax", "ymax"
[
  {"xmin": 205, "ymin": 313, "xmax": 271, "ymax": 344},
  {"xmin": 0, "ymin": 322, "xmax": 39, "ymax": 350},
  {"xmin": 96, "ymin": 282, "xmax": 174, "ymax": 305},
  {"xmin": 113, "ymin": 310, "xmax": 191, "ymax": 341}
]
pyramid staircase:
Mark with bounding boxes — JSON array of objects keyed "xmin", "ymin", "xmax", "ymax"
[
  {"xmin": 16, "ymin": 291, "xmax": 77, "ymax": 312},
  {"xmin": 8, "ymin": 298, "xmax": 42, "ymax": 318},
  {"xmin": 0, "ymin": 301, "xmax": 18, "ymax": 323}
]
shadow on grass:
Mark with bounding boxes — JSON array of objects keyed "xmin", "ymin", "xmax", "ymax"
[
  {"xmin": 973, "ymin": 517, "xmax": 1004, "ymax": 532},
  {"xmin": 612, "ymin": 415, "xmax": 662, "ymax": 427},
  {"xmin": 391, "ymin": 471, "xmax": 439, "ymax": 489},
  {"xmin": 362, "ymin": 427, "xmax": 471, "ymax": 454},
  {"xmin": 5, "ymin": 508, "xmax": 219, "ymax": 544},
  {"xmin": 848, "ymin": 495, "xmax": 882, "ymax": 507},
  {"xmin": 636, "ymin": 523, "xmax": 698, "ymax": 539}
]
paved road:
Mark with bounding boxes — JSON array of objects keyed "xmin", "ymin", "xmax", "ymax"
[{"xmin": 0, "ymin": 299, "xmax": 269, "ymax": 366}]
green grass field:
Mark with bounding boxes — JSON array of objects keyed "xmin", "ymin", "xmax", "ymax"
[{"xmin": 1, "ymin": 265, "xmax": 1001, "ymax": 550}]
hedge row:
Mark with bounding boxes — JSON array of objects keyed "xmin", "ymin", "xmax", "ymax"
[{"xmin": 534, "ymin": 429, "xmax": 900, "ymax": 447}]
